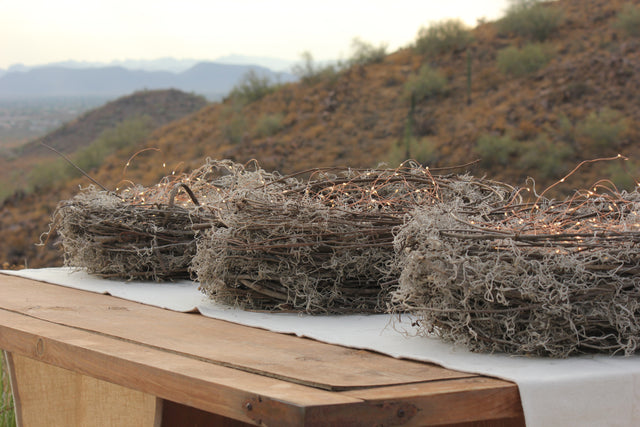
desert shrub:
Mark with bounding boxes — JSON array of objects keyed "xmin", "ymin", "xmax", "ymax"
[
  {"xmin": 475, "ymin": 134, "xmax": 519, "ymax": 167},
  {"xmin": 497, "ymin": 43, "xmax": 553, "ymax": 77},
  {"xmin": 74, "ymin": 115, "xmax": 153, "ymax": 172},
  {"xmin": 557, "ymin": 113, "xmax": 574, "ymax": 142},
  {"xmin": 498, "ymin": 0, "xmax": 564, "ymax": 41},
  {"xmin": 576, "ymin": 108, "xmax": 628, "ymax": 150},
  {"xmin": 228, "ymin": 69, "xmax": 280, "ymax": 104},
  {"xmin": 615, "ymin": 3, "xmax": 640, "ymax": 37},
  {"xmin": 388, "ymin": 137, "xmax": 439, "ymax": 166},
  {"xmin": 415, "ymin": 19, "xmax": 474, "ymax": 56},
  {"xmin": 0, "ymin": 171, "xmax": 25, "ymax": 203},
  {"xmin": 348, "ymin": 37, "xmax": 387, "ymax": 66},
  {"xmin": 404, "ymin": 65, "xmax": 447, "ymax": 102},
  {"xmin": 517, "ymin": 135, "xmax": 573, "ymax": 179},
  {"xmin": 292, "ymin": 51, "xmax": 340, "ymax": 85},
  {"xmin": 220, "ymin": 106, "xmax": 246, "ymax": 144},
  {"xmin": 26, "ymin": 158, "xmax": 71, "ymax": 191},
  {"xmin": 74, "ymin": 144, "xmax": 109, "ymax": 173},
  {"xmin": 254, "ymin": 113, "xmax": 284, "ymax": 138},
  {"xmin": 607, "ymin": 159, "xmax": 639, "ymax": 191},
  {"xmin": 26, "ymin": 116, "xmax": 152, "ymax": 191},
  {"xmin": 223, "ymin": 115, "xmax": 246, "ymax": 144}
]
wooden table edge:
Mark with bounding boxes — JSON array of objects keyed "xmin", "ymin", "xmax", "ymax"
[
  {"xmin": 0, "ymin": 273, "xmax": 525, "ymax": 426},
  {"xmin": 0, "ymin": 273, "xmax": 475, "ymax": 390}
]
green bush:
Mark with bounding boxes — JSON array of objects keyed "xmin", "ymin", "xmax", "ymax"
[
  {"xmin": 348, "ymin": 37, "xmax": 388, "ymax": 66},
  {"xmin": 497, "ymin": 43, "xmax": 553, "ymax": 77},
  {"xmin": 517, "ymin": 135, "xmax": 573, "ymax": 179},
  {"xmin": 614, "ymin": 3, "xmax": 640, "ymax": 37},
  {"xmin": 220, "ymin": 106, "xmax": 246, "ymax": 144},
  {"xmin": 415, "ymin": 19, "xmax": 474, "ymax": 56},
  {"xmin": 254, "ymin": 113, "xmax": 284, "ymax": 138},
  {"xmin": 292, "ymin": 51, "xmax": 340, "ymax": 85},
  {"xmin": 388, "ymin": 137, "xmax": 439, "ymax": 166},
  {"xmin": 477, "ymin": 132, "xmax": 573, "ymax": 180},
  {"xmin": 228, "ymin": 69, "xmax": 280, "ymax": 104},
  {"xmin": 224, "ymin": 116, "xmax": 246, "ymax": 144},
  {"xmin": 404, "ymin": 65, "xmax": 447, "ymax": 102},
  {"xmin": 475, "ymin": 134, "xmax": 519, "ymax": 167},
  {"xmin": 557, "ymin": 113, "xmax": 574, "ymax": 142},
  {"xmin": 498, "ymin": 0, "xmax": 564, "ymax": 41},
  {"xmin": 26, "ymin": 116, "xmax": 153, "ymax": 192},
  {"xmin": 25, "ymin": 157, "xmax": 69, "ymax": 191},
  {"xmin": 607, "ymin": 160, "xmax": 639, "ymax": 191},
  {"xmin": 576, "ymin": 108, "xmax": 628, "ymax": 150},
  {"xmin": 74, "ymin": 115, "xmax": 153, "ymax": 172}
]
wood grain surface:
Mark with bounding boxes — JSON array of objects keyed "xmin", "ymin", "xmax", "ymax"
[
  {"xmin": 0, "ymin": 273, "xmax": 524, "ymax": 426},
  {"xmin": 0, "ymin": 274, "xmax": 469, "ymax": 390}
]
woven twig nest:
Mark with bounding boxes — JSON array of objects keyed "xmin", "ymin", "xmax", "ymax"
[
  {"xmin": 52, "ymin": 187, "xmax": 210, "ymax": 280},
  {"xmin": 192, "ymin": 163, "xmax": 519, "ymax": 313},
  {"xmin": 392, "ymin": 191, "xmax": 640, "ymax": 357},
  {"xmin": 50, "ymin": 159, "xmax": 270, "ymax": 280},
  {"xmin": 193, "ymin": 195, "xmax": 397, "ymax": 313}
]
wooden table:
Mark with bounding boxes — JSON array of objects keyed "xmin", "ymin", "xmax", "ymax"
[{"xmin": 0, "ymin": 274, "xmax": 524, "ymax": 426}]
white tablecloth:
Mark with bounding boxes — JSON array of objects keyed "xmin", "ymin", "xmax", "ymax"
[{"xmin": 3, "ymin": 268, "xmax": 639, "ymax": 427}]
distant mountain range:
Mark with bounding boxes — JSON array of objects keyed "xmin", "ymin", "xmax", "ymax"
[
  {"xmin": 0, "ymin": 59, "xmax": 298, "ymax": 100},
  {"xmin": 1, "ymin": 55, "xmax": 298, "ymax": 74}
]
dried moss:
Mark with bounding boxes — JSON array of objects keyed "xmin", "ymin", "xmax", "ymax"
[
  {"xmin": 392, "ymin": 191, "xmax": 640, "ymax": 357},
  {"xmin": 193, "ymin": 163, "xmax": 517, "ymax": 314}
]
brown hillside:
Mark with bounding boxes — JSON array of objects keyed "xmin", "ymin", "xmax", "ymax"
[
  {"xmin": 2, "ymin": 0, "xmax": 640, "ymax": 269},
  {"xmin": 87, "ymin": 0, "xmax": 639, "ymax": 191}
]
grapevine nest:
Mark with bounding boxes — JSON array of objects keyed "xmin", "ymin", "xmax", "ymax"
[
  {"xmin": 392, "ymin": 188, "xmax": 640, "ymax": 357},
  {"xmin": 193, "ymin": 162, "xmax": 516, "ymax": 313},
  {"xmin": 50, "ymin": 159, "xmax": 273, "ymax": 280}
]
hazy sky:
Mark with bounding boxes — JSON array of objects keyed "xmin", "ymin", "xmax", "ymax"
[{"xmin": 1, "ymin": 0, "xmax": 510, "ymax": 69}]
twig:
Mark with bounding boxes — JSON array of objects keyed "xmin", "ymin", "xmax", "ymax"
[{"xmin": 41, "ymin": 142, "xmax": 109, "ymax": 191}]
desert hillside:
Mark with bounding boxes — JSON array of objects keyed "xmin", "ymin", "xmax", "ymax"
[
  {"xmin": 102, "ymin": 0, "xmax": 639, "ymax": 187},
  {"xmin": 2, "ymin": 0, "xmax": 640, "ymax": 269}
]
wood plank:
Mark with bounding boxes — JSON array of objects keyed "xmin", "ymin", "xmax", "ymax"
[
  {"xmin": 0, "ymin": 274, "xmax": 473, "ymax": 390},
  {"xmin": 0, "ymin": 309, "xmax": 522, "ymax": 426},
  {"xmin": 7, "ymin": 353, "xmax": 160, "ymax": 427},
  {"xmin": 339, "ymin": 378, "xmax": 525, "ymax": 427},
  {"xmin": 240, "ymin": 378, "xmax": 524, "ymax": 427},
  {"xmin": 0, "ymin": 308, "xmax": 360, "ymax": 425}
]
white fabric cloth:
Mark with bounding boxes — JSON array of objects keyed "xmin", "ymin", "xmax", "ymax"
[{"xmin": 3, "ymin": 267, "xmax": 639, "ymax": 427}]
